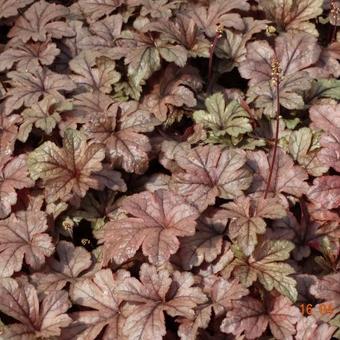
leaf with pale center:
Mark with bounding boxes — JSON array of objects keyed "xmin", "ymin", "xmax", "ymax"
[
  {"xmin": 27, "ymin": 129, "xmax": 116, "ymax": 203},
  {"xmin": 229, "ymin": 240, "xmax": 298, "ymax": 301},
  {"xmin": 221, "ymin": 196, "xmax": 286, "ymax": 255}
]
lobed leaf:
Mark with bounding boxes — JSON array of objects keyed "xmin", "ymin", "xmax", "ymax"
[
  {"xmin": 239, "ymin": 32, "xmax": 321, "ymax": 115},
  {"xmin": 3, "ymin": 66, "xmax": 75, "ymax": 115},
  {"xmin": 0, "ymin": 0, "xmax": 34, "ymax": 19},
  {"xmin": 193, "ymin": 92, "xmax": 252, "ymax": 139},
  {"xmin": 247, "ymin": 148, "xmax": 309, "ymax": 199},
  {"xmin": 78, "ymin": 0, "xmax": 123, "ymax": 22},
  {"xmin": 0, "ymin": 155, "xmax": 34, "ymax": 219},
  {"xmin": 230, "ymin": 240, "xmax": 298, "ymax": 301},
  {"xmin": 8, "ymin": 0, "xmax": 74, "ymax": 42},
  {"xmin": 310, "ymin": 103, "xmax": 340, "ymax": 172},
  {"xmin": 0, "ymin": 279, "xmax": 71, "ymax": 338},
  {"xmin": 69, "ymin": 52, "xmax": 121, "ymax": 93},
  {"xmin": 144, "ymin": 64, "xmax": 202, "ymax": 122},
  {"xmin": 102, "ymin": 189, "xmax": 199, "ymax": 265},
  {"xmin": 18, "ymin": 96, "xmax": 72, "ymax": 142},
  {"xmin": 64, "ymin": 269, "xmax": 128, "ymax": 339},
  {"xmin": 308, "ymin": 176, "xmax": 340, "ymax": 210},
  {"xmin": 27, "ymin": 129, "xmax": 124, "ymax": 203},
  {"xmin": 259, "ymin": 0, "xmax": 323, "ymax": 35},
  {"xmin": 221, "ymin": 295, "xmax": 301, "ymax": 339},
  {"xmin": 178, "ymin": 208, "xmax": 227, "ymax": 270},
  {"xmin": 221, "ymin": 196, "xmax": 286, "ymax": 256},
  {"xmin": 83, "ymin": 98, "xmax": 157, "ymax": 173},
  {"xmin": 31, "ymin": 241, "xmax": 94, "ymax": 292},
  {"xmin": 184, "ymin": 0, "xmax": 250, "ymax": 38},
  {"xmin": 116, "ymin": 264, "xmax": 207, "ymax": 340},
  {"xmin": 0, "ymin": 41, "xmax": 60, "ymax": 72},
  {"xmin": 0, "ymin": 206, "xmax": 54, "ymax": 277},
  {"xmin": 171, "ymin": 144, "xmax": 252, "ymax": 212}
]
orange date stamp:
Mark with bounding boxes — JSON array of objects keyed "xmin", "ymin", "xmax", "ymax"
[{"xmin": 300, "ymin": 303, "xmax": 334, "ymax": 315}]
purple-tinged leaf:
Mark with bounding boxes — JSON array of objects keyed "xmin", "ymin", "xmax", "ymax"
[
  {"xmin": 0, "ymin": 206, "xmax": 54, "ymax": 277},
  {"xmin": 0, "ymin": 279, "xmax": 71, "ymax": 338},
  {"xmin": 102, "ymin": 189, "xmax": 199, "ymax": 265},
  {"xmin": 171, "ymin": 144, "xmax": 252, "ymax": 212},
  {"xmin": 8, "ymin": 0, "xmax": 74, "ymax": 42},
  {"xmin": 0, "ymin": 155, "xmax": 34, "ymax": 219}
]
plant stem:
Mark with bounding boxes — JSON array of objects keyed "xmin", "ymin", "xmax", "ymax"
[
  {"xmin": 330, "ymin": 0, "xmax": 339, "ymax": 44},
  {"xmin": 264, "ymin": 80, "xmax": 280, "ymax": 199},
  {"xmin": 208, "ymin": 28, "xmax": 222, "ymax": 93},
  {"xmin": 331, "ymin": 13, "xmax": 338, "ymax": 43}
]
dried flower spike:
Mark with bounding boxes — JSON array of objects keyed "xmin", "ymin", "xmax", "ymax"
[
  {"xmin": 330, "ymin": 0, "xmax": 340, "ymax": 19},
  {"xmin": 270, "ymin": 56, "xmax": 282, "ymax": 86}
]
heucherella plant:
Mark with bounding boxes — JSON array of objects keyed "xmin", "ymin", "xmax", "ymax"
[{"xmin": 0, "ymin": 0, "xmax": 339, "ymax": 339}]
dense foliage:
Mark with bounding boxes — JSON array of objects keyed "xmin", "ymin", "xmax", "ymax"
[{"xmin": 0, "ymin": 0, "xmax": 339, "ymax": 339}]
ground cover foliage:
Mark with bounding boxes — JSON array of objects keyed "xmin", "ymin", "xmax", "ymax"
[{"xmin": 0, "ymin": 0, "xmax": 339, "ymax": 339}]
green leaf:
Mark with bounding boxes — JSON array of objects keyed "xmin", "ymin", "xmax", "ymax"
[
  {"xmin": 329, "ymin": 310, "xmax": 340, "ymax": 339},
  {"xmin": 128, "ymin": 45, "xmax": 160, "ymax": 87},
  {"xmin": 158, "ymin": 44, "xmax": 187, "ymax": 66},
  {"xmin": 114, "ymin": 80, "xmax": 144, "ymax": 101},
  {"xmin": 283, "ymin": 117, "xmax": 300, "ymax": 129},
  {"xmin": 305, "ymin": 79, "xmax": 340, "ymax": 103},
  {"xmin": 289, "ymin": 127, "xmax": 313, "ymax": 161},
  {"xmin": 330, "ymin": 314, "xmax": 340, "ymax": 328},
  {"xmin": 221, "ymin": 196, "xmax": 286, "ymax": 256},
  {"xmin": 288, "ymin": 127, "xmax": 328, "ymax": 176},
  {"xmin": 193, "ymin": 93, "xmax": 252, "ymax": 138},
  {"xmin": 230, "ymin": 240, "xmax": 297, "ymax": 302},
  {"xmin": 334, "ymin": 330, "xmax": 340, "ymax": 340}
]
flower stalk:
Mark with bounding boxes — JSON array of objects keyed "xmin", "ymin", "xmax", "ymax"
[
  {"xmin": 208, "ymin": 23, "xmax": 223, "ymax": 92},
  {"xmin": 330, "ymin": 0, "xmax": 339, "ymax": 43},
  {"xmin": 264, "ymin": 56, "xmax": 282, "ymax": 199}
]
